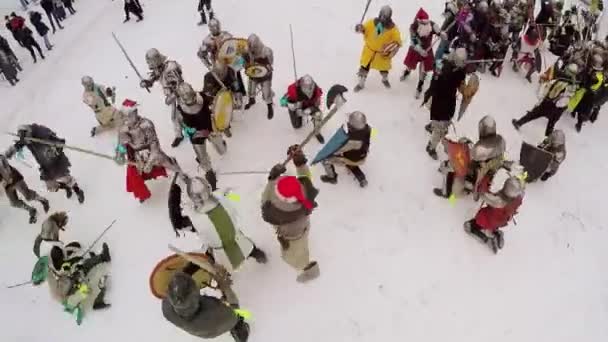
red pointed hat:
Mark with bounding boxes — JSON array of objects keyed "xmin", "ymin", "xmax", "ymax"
[
  {"xmin": 275, "ymin": 176, "xmax": 313, "ymax": 210},
  {"xmin": 416, "ymin": 8, "xmax": 429, "ymax": 21},
  {"xmin": 121, "ymin": 99, "xmax": 138, "ymax": 113}
]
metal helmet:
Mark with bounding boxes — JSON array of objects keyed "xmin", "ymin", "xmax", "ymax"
[
  {"xmin": 177, "ymin": 83, "xmax": 197, "ymax": 105},
  {"xmin": 549, "ymin": 129, "xmax": 566, "ymax": 147},
  {"xmin": 209, "ymin": 18, "xmax": 221, "ymax": 36},
  {"xmin": 379, "ymin": 5, "xmax": 393, "ymax": 21},
  {"xmin": 565, "ymin": 63, "xmax": 579, "ymax": 76},
  {"xmin": 185, "ymin": 176, "xmax": 212, "ymax": 210},
  {"xmin": 502, "ymin": 176, "xmax": 523, "ymax": 198},
  {"xmin": 247, "ymin": 33, "xmax": 264, "ymax": 55},
  {"xmin": 450, "ymin": 48, "xmax": 468, "ymax": 68},
  {"xmin": 348, "ymin": 111, "xmax": 368, "ymax": 130},
  {"xmin": 81, "ymin": 76, "xmax": 94, "ymax": 90},
  {"xmin": 167, "ymin": 272, "xmax": 200, "ymax": 318},
  {"xmin": 299, "ymin": 74, "xmax": 316, "ymax": 98},
  {"xmin": 145, "ymin": 48, "xmax": 167, "ymax": 70},
  {"xmin": 591, "ymin": 54, "xmax": 604, "ymax": 71},
  {"xmin": 478, "ymin": 115, "xmax": 497, "ymax": 138}
]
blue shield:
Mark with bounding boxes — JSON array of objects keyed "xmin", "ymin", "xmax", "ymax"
[{"xmin": 312, "ymin": 126, "xmax": 349, "ymax": 165}]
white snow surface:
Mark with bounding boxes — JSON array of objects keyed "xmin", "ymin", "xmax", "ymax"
[{"xmin": 1, "ymin": 1, "xmax": 608, "ymax": 341}]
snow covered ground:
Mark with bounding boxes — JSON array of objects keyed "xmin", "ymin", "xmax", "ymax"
[{"xmin": 1, "ymin": 0, "xmax": 608, "ymax": 341}]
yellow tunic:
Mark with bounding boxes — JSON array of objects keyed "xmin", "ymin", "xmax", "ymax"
[{"xmin": 359, "ymin": 19, "xmax": 402, "ymax": 72}]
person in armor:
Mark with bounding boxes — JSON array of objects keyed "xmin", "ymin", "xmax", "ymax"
[
  {"xmin": 464, "ymin": 176, "xmax": 524, "ymax": 253},
  {"xmin": 168, "ymin": 173, "xmax": 267, "ymax": 269},
  {"xmin": 0, "ymin": 153, "xmax": 49, "ymax": 223},
  {"xmin": 261, "ymin": 146, "xmax": 320, "ymax": 283},
  {"xmin": 176, "ymin": 82, "xmax": 224, "ymax": 190},
  {"xmin": 354, "ymin": 5, "xmax": 402, "ymax": 92},
  {"xmin": 5, "ymin": 124, "xmax": 85, "ymax": 204},
  {"xmin": 401, "ymin": 8, "xmax": 445, "ymax": 98},
  {"xmin": 243, "ymin": 34, "xmax": 275, "ymax": 119},
  {"xmin": 511, "ymin": 26, "xmax": 542, "ymax": 82},
  {"xmin": 282, "ymin": 74, "xmax": 325, "ymax": 143},
  {"xmin": 197, "ymin": 18, "xmax": 232, "ymax": 68},
  {"xmin": 115, "ymin": 99, "xmax": 183, "ymax": 203},
  {"xmin": 197, "ymin": 0, "xmax": 213, "ymax": 26},
  {"xmin": 33, "ymin": 212, "xmax": 76, "ymax": 259},
  {"xmin": 162, "ymin": 272, "xmax": 250, "ymax": 342},
  {"xmin": 434, "ymin": 1, "xmax": 459, "ymax": 63},
  {"xmin": 537, "ymin": 129, "xmax": 566, "ymax": 181},
  {"xmin": 81, "ymin": 76, "xmax": 122, "ymax": 137},
  {"xmin": 433, "ymin": 115, "xmax": 506, "ymax": 199},
  {"xmin": 512, "ymin": 63, "xmax": 579, "ymax": 136},
  {"xmin": 123, "ymin": 0, "xmax": 143, "ymax": 23},
  {"xmin": 422, "ymin": 48, "xmax": 468, "ymax": 160},
  {"xmin": 571, "ymin": 54, "xmax": 605, "ymax": 132},
  {"xmin": 140, "ymin": 48, "xmax": 185, "ymax": 148},
  {"xmin": 202, "ymin": 60, "xmax": 246, "ymax": 137},
  {"xmin": 47, "ymin": 242, "xmax": 112, "ymax": 324},
  {"xmin": 319, "ymin": 111, "xmax": 371, "ymax": 188}
]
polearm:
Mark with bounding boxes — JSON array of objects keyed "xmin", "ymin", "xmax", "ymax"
[
  {"xmin": 5, "ymin": 132, "xmax": 115, "ymax": 161},
  {"xmin": 111, "ymin": 32, "xmax": 151, "ymax": 93},
  {"xmin": 289, "ymin": 24, "xmax": 298, "ymax": 83},
  {"xmin": 359, "ymin": 0, "xmax": 372, "ymax": 25}
]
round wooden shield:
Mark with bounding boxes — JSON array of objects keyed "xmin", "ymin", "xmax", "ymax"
[
  {"xmin": 212, "ymin": 89, "xmax": 234, "ymax": 132},
  {"xmin": 382, "ymin": 42, "xmax": 400, "ymax": 58},
  {"xmin": 446, "ymin": 139, "xmax": 471, "ymax": 178},
  {"xmin": 217, "ymin": 38, "xmax": 248, "ymax": 65},
  {"xmin": 245, "ymin": 65, "xmax": 270, "ymax": 79},
  {"xmin": 149, "ymin": 253, "xmax": 213, "ymax": 299}
]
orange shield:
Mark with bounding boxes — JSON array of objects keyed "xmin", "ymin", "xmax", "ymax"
[{"xmin": 446, "ymin": 140, "xmax": 471, "ymax": 178}]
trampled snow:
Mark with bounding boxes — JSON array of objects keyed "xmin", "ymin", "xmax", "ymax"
[{"xmin": 1, "ymin": 1, "xmax": 607, "ymax": 341}]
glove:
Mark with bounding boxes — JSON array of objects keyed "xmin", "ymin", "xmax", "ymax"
[
  {"xmin": 355, "ymin": 24, "xmax": 364, "ymax": 33},
  {"xmin": 279, "ymin": 95, "xmax": 289, "ymax": 107},
  {"xmin": 288, "ymin": 145, "xmax": 308, "ymax": 166},
  {"xmin": 140, "ymin": 79, "xmax": 152, "ymax": 88},
  {"xmin": 268, "ymin": 163, "xmax": 286, "ymax": 180},
  {"xmin": 414, "ymin": 45, "xmax": 428, "ymax": 57},
  {"xmin": 440, "ymin": 31, "xmax": 448, "ymax": 41}
]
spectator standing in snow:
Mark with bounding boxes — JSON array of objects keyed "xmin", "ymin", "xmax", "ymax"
[
  {"xmin": 198, "ymin": 0, "xmax": 213, "ymax": 25},
  {"xmin": 17, "ymin": 23, "xmax": 45, "ymax": 63},
  {"xmin": 29, "ymin": 11, "xmax": 53, "ymax": 51},
  {"xmin": 41, "ymin": 0, "xmax": 64, "ymax": 33},
  {"xmin": 62, "ymin": 0, "xmax": 76, "ymax": 15},
  {"xmin": 0, "ymin": 48, "xmax": 20, "ymax": 86},
  {"xmin": 52, "ymin": 0, "xmax": 67, "ymax": 22},
  {"xmin": 5, "ymin": 16, "xmax": 24, "ymax": 47},
  {"xmin": 123, "ymin": 0, "xmax": 144, "ymax": 23}
]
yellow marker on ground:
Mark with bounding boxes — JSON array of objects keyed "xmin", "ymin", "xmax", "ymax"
[{"xmin": 448, "ymin": 193, "xmax": 457, "ymax": 205}]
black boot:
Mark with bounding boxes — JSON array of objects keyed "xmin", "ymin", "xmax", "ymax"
[
  {"xmin": 315, "ymin": 133, "xmax": 325, "ymax": 144},
  {"xmin": 171, "ymin": 136, "xmax": 184, "ymax": 148},
  {"xmin": 400, "ymin": 69, "xmax": 410, "ymax": 81},
  {"xmin": 39, "ymin": 198, "xmax": 50, "ymax": 212},
  {"xmin": 511, "ymin": 119, "xmax": 521, "ymax": 130},
  {"xmin": 433, "ymin": 188, "xmax": 448, "ymax": 198},
  {"xmin": 424, "ymin": 123, "xmax": 432, "ymax": 134},
  {"xmin": 73, "ymin": 184, "xmax": 85, "ymax": 204},
  {"xmin": 320, "ymin": 174, "xmax": 338, "ymax": 184},
  {"xmin": 205, "ymin": 170, "xmax": 218, "ymax": 191},
  {"xmin": 28, "ymin": 207, "xmax": 37, "ymax": 224},
  {"xmin": 267, "ymin": 103, "xmax": 274, "ymax": 120},
  {"xmin": 243, "ymin": 97, "xmax": 256, "ymax": 110},
  {"xmin": 249, "ymin": 246, "xmax": 267, "ymax": 264},
  {"xmin": 59, "ymin": 184, "xmax": 73, "ymax": 198},
  {"xmin": 493, "ymin": 230, "xmax": 504, "ymax": 249},
  {"xmin": 92, "ymin": 288, "xmax": 111, "ymax": 310},
  {"xmin": 426, "ymin": 144, "xmax": 438, "ymax": 160},
  {"xmin": 100, "ymin": 243, "xmax": 111, "ymax": 263},
  {"xmin": 540, "ymin": 172, "xmax": 552, "ymax": 181},
  {"xmin": 230, "ymin": 319, "xmax": 250, "ymax": 342},
  {"xmin": 346, "ymin": 165, "xmax": 367, "ymax": 187}
]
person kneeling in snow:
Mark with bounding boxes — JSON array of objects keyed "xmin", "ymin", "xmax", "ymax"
[
  {"xmin": 163, "ymin": 272, "xmax": 250, "ymax": 341},
  {"xmin": 261, "ymin": 145, "xmax": 320, "ymax": 283},
  {"xmin": 115, "ymin": 99, "xmax": 183, "ymax": 203},
  {"xmin": 464, "ymin": 176, "xmax": 524, "ymax": 253},
  {"xmin": 316, "ymin": 111, "xmax": 371, "ymax": 187},
  {"xmin": 169, "ymin": 173, "xmax": 267, "ymax": 270},
  {"xmin": 81, "ymin": 76, "xmax": 122, "ymax": 137}
]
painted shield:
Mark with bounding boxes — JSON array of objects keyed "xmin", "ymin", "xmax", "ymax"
[
  {"xmin": 149, "ymin": 253, "xmax": 213, "ymax": 299},
  {"xmin": 519, "ymin": 142, "xmax": 553, "ymax": 182},
  {"xmin": 312, "ymin": 126, "xmax": 349, "ymax": 165},
  {"xmin": 31, "ymin": 256, "xmax": 49, "ymax": 285},
  {"xmin": 446, "ymin": 140, "xmax": 471, "ymax": 178},
  {"xmin": 217, "ymin": 38, "xmax": 248, "ymax": 67},
  {"xmin": 325, "ymin": 84, "xmax": 348, "ymax": 109},
  {"xmin": 212, "ymin": 89, "xmax": 234, "ymax": 132},
  {"xmin": 245, "ymin": 65, "xmax": 271, "ymax": 79},
  {"xmin": 382, "ymin": 42, "xmax": 400, "ymax": 58}
]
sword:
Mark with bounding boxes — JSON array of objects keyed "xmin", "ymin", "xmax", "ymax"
[{"xmin": 111, "ymin": 32, "xmax": 151, "ymax": 93}]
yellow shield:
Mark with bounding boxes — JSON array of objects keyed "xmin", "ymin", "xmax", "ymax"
[
  {"xmin": 149, "ymin": 253, "xmax": 213, "ymax": 299},
  {"xmin": 217, "ymin": 38, "xmax": 248, "ymax": 66},
  {"xmin": 213, "ymin": 89, "xmax": 234, "ymax": 132}
]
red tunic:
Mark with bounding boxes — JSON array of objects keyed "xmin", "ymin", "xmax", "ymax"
[
  {"xmin": 126, "ymin": 165, "xmax": 168, "ymax": 202},
  {"xmin": 475, "ymin": 196, "xmax": 523, "ymax": 232},
  {"xmin": 286, "ymin": 81, "xmax": 323, "ymax": 109}
]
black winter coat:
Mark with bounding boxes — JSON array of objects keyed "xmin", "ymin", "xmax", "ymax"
[
  {"xmin": 427, "ymin": 64, "xmax": 467, "ymax": 121},
  {"xmin": 41, "ymin": 0, "xmax": 55, "ymax": 13},
  {"xmin": 162, "ymin": 297, "xmax": 239, "ymax": 339},
  {"xmin": 30, "ymin": 12, "xmax": 49, "ymax": 36}
]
